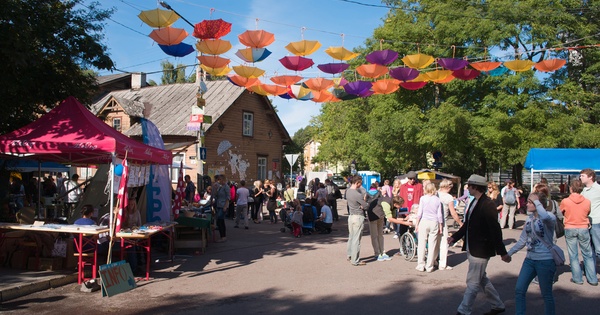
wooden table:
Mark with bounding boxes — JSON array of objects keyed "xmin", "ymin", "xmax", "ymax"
[{"xmin": 174, "ymin": 216, "xmax": 211, "ymax": 254}]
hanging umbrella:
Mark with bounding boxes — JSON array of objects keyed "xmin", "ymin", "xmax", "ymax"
[
  {"xmin": 332, "ymin": 77, "xmax": 349, "ymax": 88},
  {"xmin": 196, "ymin": 39, "xmax": 232, "ymax": 55},
  {"xmin": 317, "ymin": 63, "xmax": 350, "ymax": 75},
  {"xmin": 325, "ymin": 46, "xmax": 360, "ymax": 61},
  {"xmin": 138, "ymin": 8, "xmax": 180, "ymax": 28},
  {"xmin": 470, "ymin": 61, "xmax": 502, "ymax": 72},
  {"xmin": 312, "ymin": 90, "xmax": 339, "ymax": 103},
  {"xmin": 235, "ymin": 47, "xmax": 272, "ymax": 63},
  {"xmin": 401, "ymin": 53, "xmax": 434, "ymax": 69},
  {"xmin": 227, "ymin": 74, "xmax": 259, "ymax": 87},
  {"xmin": 279, "ymin": 56, "xmax": 314, "ymax": 71},
  {"xmin": 424, "ymin": 70, "xmax": 452, "ymax": 81},
  {"xmin": 452, "ymin": 69, "xmax": 480, "ymax": 80},
  {"xmin": 247, "ymin": 85, "xmax": 270, "ymax": 96},
  {"xmin": 238, "ymin": 30, "xmax": 275, "ymax": 48},
  {"xmin": 504, "ymin": 60, "xmax": 535, "ymax": 72},
  {"xmin": 288, "ymin": 84, "xmax": 313, "ymax": 100},
  {"xmin": 149, "ymin": 27, "xmax": 188, "ymax": 45},
  {"xmin": 411, "ymin": 73, "xmax": 430, "ymax": 82},
  {"xmin": 389, "ymin": 67, "xmax": 420, "ymax": 82},
  {"xmin": 198, "ymin": 55, "xmax": 231, "ymax": 68},
  {"xmin": 437, "ymin": 58, "xmax": 469, "ymax": 71},
  {"xmin": 400, "ymin": 81, "xmax": 427, "ymax": 90},
  {"xmin": 200, "ymin": 64, "xmax": 231, "ymax": 76},
  {"xmin": 233, "ymin": 65, "xmax": 265, "ymax": 78},
  {"xmin": 487, "ymin": 66, "xmax": 509, "ymax": 76},
  {"xmin": 372, "ymin": 79, "xmax": 400, "ymax": 94},
  {"xmin": 270, "ymin": 75, "xmax": 302, "ymax": 86},
  {"xmin": 534, "ymin": 59, "xmax": 566, "ymax": 72},
  {"xmin": 303, "ymin": 78, "xmax": 334, "ymax": 91},
  {"xmin": 356, "ymin": 64, "xmax": 389, "ymax": 78},
  {"xmin": 285, "ymin": 40, "xmax": 322, "ymax": 56},
  {"xmin": 344, "ymin": 80, "xmax": 373, "ymax": 97},
  {"xmin": 365, "ymin": 49, "xmax": 399, "ymax": 65},
  {"xmin": 278, "ymin": 93, "xmax": 293, "ymax": 100},
  {"xmin": 258, "ymin": 84, "xmax": 288, "ymax": 96},
  {"xmin": 158, "ymin": 42, "xmax": 195, "ymax": 57},
  {"xmin": 193, "ymin": 19, "xmax": 232, "ymax": 39},
  {"xmin": 332, "ymin": 88, "xmax": 359, "ymax": 101},
  {"xmin": 433, "ymin": 73, "xmax": 455, "ymax": 84}
]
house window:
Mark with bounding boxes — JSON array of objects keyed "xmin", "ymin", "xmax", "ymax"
[
  {"xmin": 112, "ymin": 117, "xmax": 122, "ymax": 131},
  {"xmin": 243, "ymin": 112, "xmax": 253, "ymax": 136},
  {"xmin": 171, "ymin": 154, "xmax": 185, "ymax": 183},
  {"xmin": 257, "ymin": 156, "xmax": 267, "ymax": 180}
]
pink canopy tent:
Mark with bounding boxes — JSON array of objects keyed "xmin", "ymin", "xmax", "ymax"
[{"xmin": 0, "ymin": 96, "xmax": 172, "ymax": 165}]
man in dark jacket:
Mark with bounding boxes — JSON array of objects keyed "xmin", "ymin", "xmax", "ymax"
[{"xmin": 449, "ymin": 174, "xmax": 509, "ymax": 315}]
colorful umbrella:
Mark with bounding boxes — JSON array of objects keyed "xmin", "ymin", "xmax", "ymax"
[
  {"xmin": 534, "ymin": 59, "xmax": 566, "ymax": 72},
  {"xmin": 389, "ymin": 67, "xmax": 420, "ymax": 82},
  {"xmin": 278, "ymin": 93, "xmax": 293, "ymax": 100},
  {"xmin": 487, "ymin": 66, "xmax": 509, "ymax": 76},
  {"xmin": 196, "ymin": 39, "xmax": 232, "ymax": 55},
  {"xmin": 317, "ymin": 63, "xmax": 350, "ymax": 75},
  {"xmin": 433, "ymin": 73, "xmax": 455, "ymax": 84},
  {"xmin": 411, "ymin": 73, "xmax": 430, "ymax": 82},
  {"xmin": 325, "ymin": 46, "xmax": 359, "ymax": 61},
  {"xmin": 287, "ymin": 84, "xmax": 314, "ymax": 100},
  {"xmin": 344, "ymin": 81, "xmax": 373, "ymax": 97},
  {"xmin": 149, "ymin": 27, "xmax": 188, "ymax": 45},
  {"xmin": 503, "ymin": 59, "xmax": 535, "ymax": 72},
  {"xmin": 193, "ymin": 19, "xmax": 232, "ymax": 39},
  {"xmin": 303, "ymin": 78, "xmax": 334, "ymax": 91},
  {"xmin": 279, "ymin": 56, "xmax": 314, "ymax": 71},
  {"xmin": 312, "ymin": 90, "xmax": 338, "ymax": 103},
  {"xmin": 356, "ymin": 64, "xmax": 389, "ymax": 79},
  {"xmin": 247, "ymin": 85, "xmax": 269, "ymax": 96},
  {"xmin": 437, "ymin": 58, "xmax": 469, "ymax": 71},
  {"xmin": 365, "ymin": 49, "xmax": 399, "ymax": 65},
  {"xmin": 285, "ymin": 40, "xmax": 321, "ymax": 56},
  {"xmin": 258, "ymin": 84, "xmax": 288, "ymax": 96},
  {"xmin": 235, "ymin": 47, "xmax": 272, "ymax": 63},
  {"xmin": 424, "ymin": 70, "xmax": 452, "ymax": 81},
  {"xmin": 400, "ymin": 81, "xmax": 428, "ymax": 90},
  {"xmin": 332, "ymin": 77, "xmax": 348, "ymax": 88},
  {"xmin": 200, "ymin": 64, "xmax": 231, "ymax": 77},
  {"xmin": 233, "ymin": 65, "xmax": 265, "ymax": 78},
  {"xmin": 452, "ymin": 69, "xmax": 480, "ymax": 80},
  {"xmin": 159, "ymin": 43, "xmax": 195, "ymax": 57},
  {"xmin": 238, "ymin": 30, "xmax": 275, "ymax": 48},
  {"xmin": 138, "ymin": 8, "xmax": 179, "ymax": 28},
  {"xmin": 372, "ymin": 79, "xmax": 400, "ymax": 94},
  {"xmin": 470, "ymin": 61, "xmax": 502, "ymax": 72},
  {"xmin": 198, "ymin": 55, "xmax": 231, "ymax": 68},
  {"xmin": 402, "ymin": 53, "xmax": 434, "ymax": 69},
  {"xmin": 270, "ymin": 75, "xmax": 302, "ymax": 86},
  {"xmin": 332, "ymin": 88, "xmax": 359, "ymax": 101},
  {"xmin": 227, "ymin": 74, "xmax": 259, "ymax": 87}
]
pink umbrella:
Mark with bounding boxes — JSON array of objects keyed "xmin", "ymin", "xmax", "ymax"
[
  {"xmin": 279, "ymin": 56, "xmax": 314, "ymax": 71},
  {"xmin": 437, "ymin": 58, "xmax": 469, "ymax": 71},
  {"xmin": 317, "ymin": 63, "xmax": 349, "ymax": 75},
  {"xmin": 365, "ymin": 49, "xmax": 399, "ymax": 66},
  {"xmin": 389, "ymin": 67, "xmax": 420, "ymax": 82}
]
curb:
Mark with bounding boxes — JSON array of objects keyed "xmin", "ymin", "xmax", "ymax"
[{"xmin": 0, "ymin": 273, "xmax": 77, "ymax": 302}]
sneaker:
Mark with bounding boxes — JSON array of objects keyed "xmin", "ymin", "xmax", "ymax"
[
  {"xmin": 377, "ymin": 255, "xmax": 385, "ymax": 262},
  {"xmin": 415, "ymin": 265, "xmax": 425, "ymax": 272},
  {"xmin": 393, "ymin": 234, "xmax": 399, "ymax": 239},
  {"xmin": 381, "ymin": 254, "xmax": 392, "ymax": 261}
]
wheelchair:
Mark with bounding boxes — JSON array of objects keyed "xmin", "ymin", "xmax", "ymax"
[{"xmin": 398, "ymin": 226, "xmax": 417, "ymax": 261}]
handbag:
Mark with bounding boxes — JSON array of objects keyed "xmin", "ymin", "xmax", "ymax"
[
  {"xmin": 248, "ymin": 196, "xmax": 254, "ymax": 203},
  {"xmin": 533, "ymin": 223, "xmax": 565, "ymax": 266},
  {"xmin": 51, "ymin": 238, "xmax": 67, "ymax": 258}
]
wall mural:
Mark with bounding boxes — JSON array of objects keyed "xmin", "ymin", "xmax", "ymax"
[{"xmin": 213, "ymin": 139, "xmax": 251, "ymax": 181}]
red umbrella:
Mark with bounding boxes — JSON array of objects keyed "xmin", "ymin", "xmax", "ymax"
[
  {"xmin": 400, "ymin": 81, "xmax": 427, "ymax": 90},
  {"xmin": 452, "ymin": 69, "xmax": 480, "ymax": 80},
  {"xmin": 279, "ymin": 56, "xmax": 314, "ymax": 71},
  {"xmin": 193, "ymin": 19, "xmax": 232, "ymax": 39}
]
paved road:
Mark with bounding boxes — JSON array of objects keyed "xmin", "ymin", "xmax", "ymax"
[{"xmin": 1, "ymin": 200, "xmax": 598, "ymax": 314}]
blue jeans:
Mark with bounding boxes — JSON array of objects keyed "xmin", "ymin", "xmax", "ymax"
[
  {"xmin": 565, "ymin": 228, "xmax": 598, "ymax": 284},
  {"xmin": 590, "ymin": 223, "xmax": 600, "ymax": 262},
  {"xmin": 515, "ymin": 258, "xmax": 556, "ymax": 315}
]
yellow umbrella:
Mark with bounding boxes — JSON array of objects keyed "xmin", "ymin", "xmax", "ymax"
[
  {"xmin": 138, "ymin": 9, "xmax": 179, "ymax": 28},
  {"xmin": 504, "ymin": 59, "xmax": 535, "ymax": 72},
  {"xmin": 432, "ymin": 73, "xmax": 455, "ymax": 84},
  {"xmin": 325, "ymin": 46, "xmax": 359, "ymax": 61},
  {"xmin": 233, "ymin": 65, "xmax": 265, "ymax": 78},
  {"xmin": 356, "ymin": 64, "xmax": 389, "ymax": 78},
  {"xmin": 200, "ymin": 64, "xmax": 231, "ymax": 76},
  {"xmin": 247, "ymin": 84, "xmax": 270, "ymax": 96},
  {"xmin": 196, "ymin": 39, "xmax": 232, "ymax": 55},
  {"xmin": 402, "ymin": 53, "xmax": 435, "ymax": 69},
  {"xmin": 285, "ymin": 40, "xmax": 322, "ymax": 56},
  {"xmin": 410, "ymin": 73, "xmax": 430, "ymax": 82},
  {"xmin": 424, "ymin": 70, "xmax": 452, "ymax": 81}
]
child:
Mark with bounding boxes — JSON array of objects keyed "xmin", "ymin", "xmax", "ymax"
[{"xmin": 291, "ymin": 199, "xmax": 304, "ymax": 238}]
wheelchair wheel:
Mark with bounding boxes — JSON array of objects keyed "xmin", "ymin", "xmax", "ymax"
[{"xmin": 399, "ymin": 232, "xmax": 416, "ymax": 261}]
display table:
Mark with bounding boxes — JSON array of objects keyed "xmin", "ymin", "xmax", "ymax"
[{"xmin": 174, "ymin": 216, "xmax": 210, "ymax": 254}]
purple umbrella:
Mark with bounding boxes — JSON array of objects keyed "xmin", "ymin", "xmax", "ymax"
[
  {"xmin": 365, "ymin": 49, "xmax": 399, "ymax": 65},
  {"xmin": 317, "ymin": 63, "xmax": 350, "ymax": 75},
  {"xmin": 438, "ymin": 58, "xmax": 469, "ymax": 71},
  {"xmin": 389, "ymin": 67, "xmax": 420, "ymax": 82},
  {"xmin": 343, "ymin": 80, "xmax": 372, "ymax": 96},
  {"xmin": 158, "ymin": 42, "xmax": 195, "ymax": 57},
  {"xmin": 279, "ymin": 56, "xmax": 314, "ymax": 71}
]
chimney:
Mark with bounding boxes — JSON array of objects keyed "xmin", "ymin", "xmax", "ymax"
[{"xmin": 131, "ymin": 72, "xmax": 147, "ymax": 90}]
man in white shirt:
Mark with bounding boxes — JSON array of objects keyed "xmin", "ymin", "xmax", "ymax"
[
  {"xmin": 63, "ymin": 174, "xmax": 82, "ymax": 218},
  {"xmin": 315, "ymin": 198, "xmax": 333, "ymax": 234},
  {"xmin": 580, "ymin": 168, "xmax": 600, "ymax": 261},
  {"xmin": 234, "ymin": 180, "xmax": 250, "ymax": 230}
]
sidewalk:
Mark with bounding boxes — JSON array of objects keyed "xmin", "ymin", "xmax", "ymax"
[{"xmin": 0, "ymin": 269, "xmax": 77, "ymax": 302}]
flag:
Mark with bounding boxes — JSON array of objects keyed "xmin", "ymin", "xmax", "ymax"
[
  {"xmin": 173, "ymin": 160, "xmax": 186, "ymax": 219},
  {"xmin": 115, "ymin": 159, "xmax": 129, "ymax": 233}
]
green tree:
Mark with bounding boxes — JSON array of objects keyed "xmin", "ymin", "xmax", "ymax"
[
  {"xmin": 160, "ymin": 61, "xmax": 195, "ymax": 84},
  {"xmin": 0, "ymin": 0, "xmax": 114, "ymax": 133}
]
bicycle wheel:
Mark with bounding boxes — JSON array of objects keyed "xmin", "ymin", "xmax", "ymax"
[{"xmin": 400, "ymin": 232, "xmax": 416, "ymax": 261}]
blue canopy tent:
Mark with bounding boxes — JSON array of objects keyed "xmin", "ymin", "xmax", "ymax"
[
  {"xmin": 524, "ymin": 148, "xmax": 600, "ymax": 191},
  {"xmin": 3, "ymin": 159, "xmax": 70, "ymax": 173}
]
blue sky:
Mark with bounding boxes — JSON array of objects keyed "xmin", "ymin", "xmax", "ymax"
[{"xmin": 93, "ymin": 0, "xmax": 390, "ymax": 135}]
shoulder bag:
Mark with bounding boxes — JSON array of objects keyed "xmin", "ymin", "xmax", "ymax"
[{"xmin": 532, "ymin": 222, "xmax": 565, "ymax": 266}]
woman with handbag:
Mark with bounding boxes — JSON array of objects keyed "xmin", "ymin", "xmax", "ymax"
[{"xmin": 502, "ymin": 192, "xmax": 558, "ymax": 315}]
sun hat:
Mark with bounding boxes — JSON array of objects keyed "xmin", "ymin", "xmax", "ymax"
[{"xmin": 467, "ymin": 174, "xmax": 487, "ymax": 187}]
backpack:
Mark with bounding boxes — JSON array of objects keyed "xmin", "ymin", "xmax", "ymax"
[
  {"xmin": 504, "ymin": 188, "xmax": 517, "ymax": 205},
  {"xmin": 302, "ymin": 204, "xmax": 314, "ymax": 223}
]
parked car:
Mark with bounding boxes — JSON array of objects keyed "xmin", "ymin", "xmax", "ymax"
[{"xmin": 331, "ymin": 175, "xmax": 347, "ymax": 189}]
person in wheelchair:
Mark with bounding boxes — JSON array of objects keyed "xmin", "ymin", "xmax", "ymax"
[{"xmin": 385, "ymin": 197, "xmax": 416, "ymax": 256}]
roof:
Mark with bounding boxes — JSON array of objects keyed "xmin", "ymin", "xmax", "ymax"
[
  {"xmin": 524, "ymin": 148, "xmax": 600, "ymax": 172},
  {"xmin": 96, "ymin": 73, "xmax": 131, "ymax": 86}
]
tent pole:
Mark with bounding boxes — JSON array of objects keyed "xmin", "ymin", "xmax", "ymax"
[
  {"xmin": 107, "ymin": 154, "xmax": 115, "ymax": 264},
  {"xmin": 37, "ymin": 161, "xmax": 42, "ymax": 219},
  {"xmin": 530, "ymin": 168, "xmax": 534, "ymax": 194}
]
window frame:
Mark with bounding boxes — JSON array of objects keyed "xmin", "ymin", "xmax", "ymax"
[{"xmin": 242, "ymin": 111, "xmax": 254, "ymax": 137}]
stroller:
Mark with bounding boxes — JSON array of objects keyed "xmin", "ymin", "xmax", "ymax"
[{"xmin": 279, "ymin": 204, "xmax": 293, "ymax": 233}]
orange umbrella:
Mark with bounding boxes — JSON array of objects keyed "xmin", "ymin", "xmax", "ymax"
[
  {"xmin": 196, "ymin": 39, "xmax": 232, "ymax": 55},
  {"xmin": 432, "ymin": 73, "xmax": 455, "ymax": 84},
  {"xmin": 200, "ymin": 64, "xmax": 231, "ymax": 76},
  {"xmin": 270, "ymin": 75, "xmax": 302, "ymax": 86},
  {"xmin": 238, "ymin": 30, "xmax": 275, "ymax": 48},
  {"xmin": 402, "ymin": 53, "xmax": 434, "ymax": 69},
  {"xmin": 138, "ymin": 9, "xmax": 179, "ymax": 28},
  {"xmin": 470, "ymin": 61, "xmax": 502, "ymax": 72},
  {"xmin": 534, "ymin": 59, "xmax": 566, "ymax": 72},
  {"xmin": 197, "ymin": 55, "xmax": 230, "ymax": 69},
  {"xmin": 233, "ymin": 65, "xmax": 265, "ymax": 78},
  {"xmin": 325, "ymin": 46, "xmax": 359, "ymax": 61},
  {"xmin": 356, "ymin": 64, "xmax": 389, "ymax": 79},
  {"xmin": 503, "ymin": 60, "xmax": 535, "ymax": 72},
  {"xmin": 285, "ymin": 40, "xmax": 322, "ymax": 56},
  {"xmin": 227, "ymin": 74, "xmax": 259, "ymax": 87},
  {"xmin": 257, "ymin": 84, "xmax": 288, "ymax": 96},
  {"xmin": 312, "ymin": 90, "xmax": 338, "ymax": 103},
  {"xmin": 372, "ymin": 79, "xmax": 400, "ymax": 94},
  {"xmin": 424, "ymin": 70, "xmax": 452, "ymax": 81},
  {"xmin": 303, "ymin": 78, "xmax": 334, "ymax": 91},
  {"xmin": 149, "ymin": 27, "xmax": 188, "ymax": 45},
  {"xmin": 247, "ymin": 84, "xmax": 270, "ymax": 96}
]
